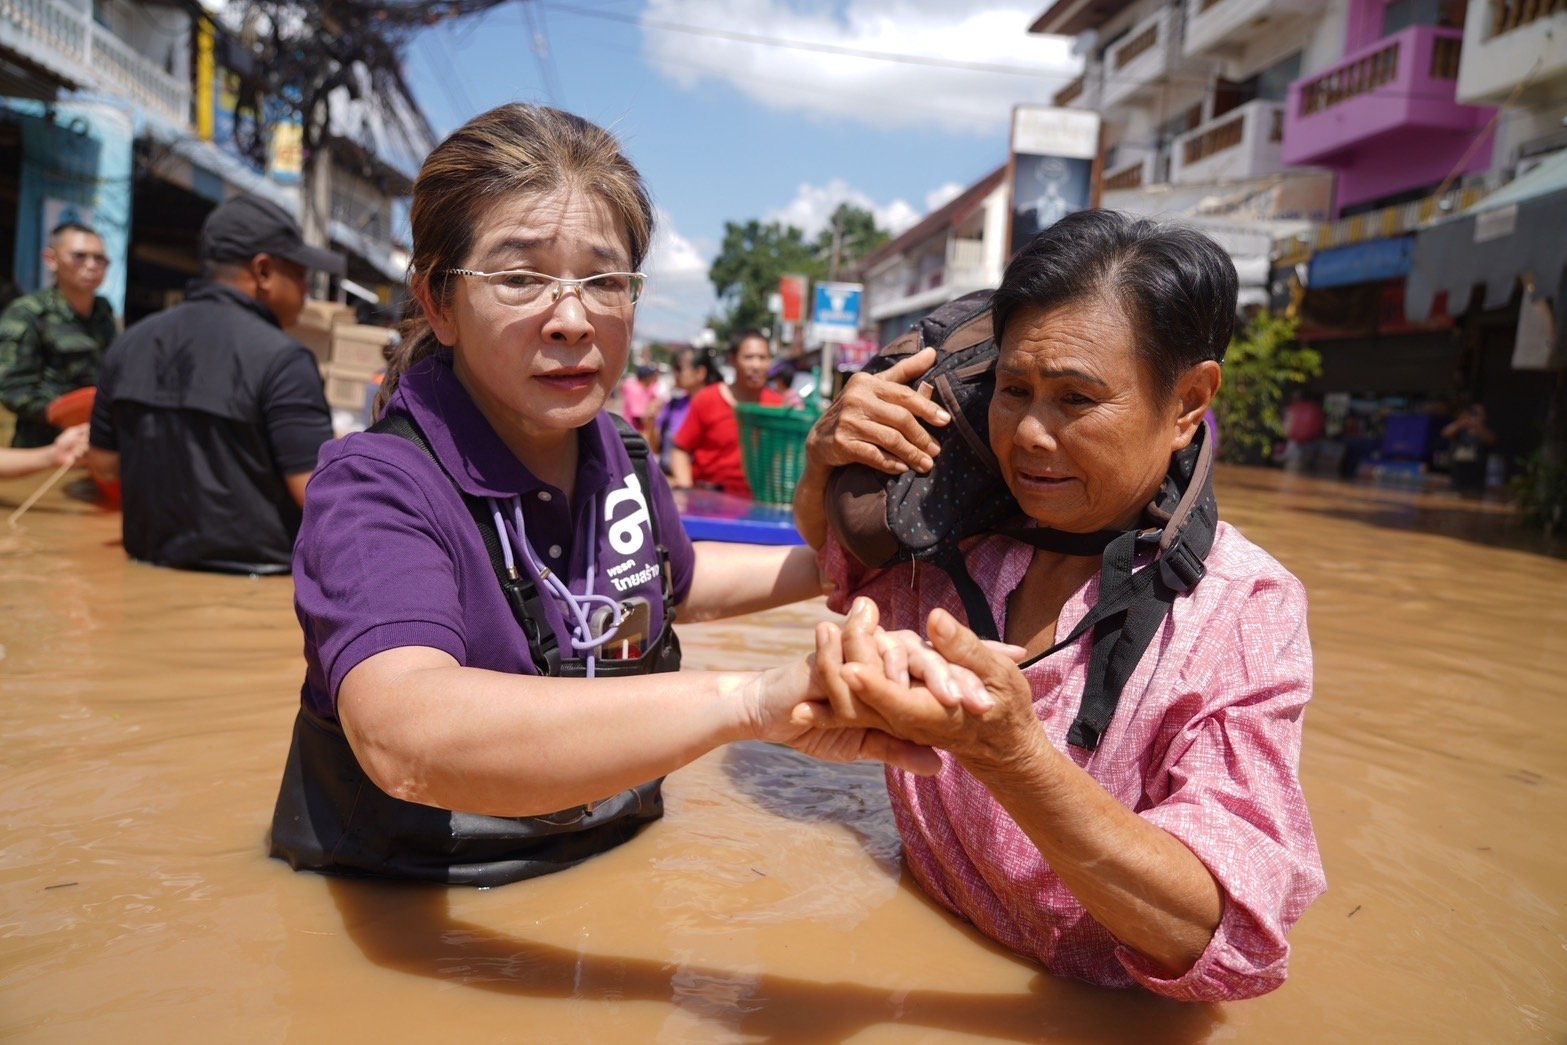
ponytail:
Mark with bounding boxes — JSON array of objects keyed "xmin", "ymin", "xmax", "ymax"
[{"xmin": 374, "ymin": 286, "xmax": 442, "ymax": 418}]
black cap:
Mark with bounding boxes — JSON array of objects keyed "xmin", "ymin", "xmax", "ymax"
[{"xmin": 200, "ymin": 196, "xmax": 346, "ymax": 276}]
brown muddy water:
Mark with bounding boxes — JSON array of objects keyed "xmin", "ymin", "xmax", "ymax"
[{"xmin": 2, "ymin": 467, "xmax": 1564, "ymax": 1042}]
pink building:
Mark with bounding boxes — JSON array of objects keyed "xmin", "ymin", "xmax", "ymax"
[{"xmin": 1281, "ymin": 0, "xmax": 1496, "ymax": 215}]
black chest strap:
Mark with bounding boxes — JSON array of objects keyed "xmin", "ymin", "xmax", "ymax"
[{"xmin": 367, "ymin": 412, "xmax": 677, "ymax": 677}]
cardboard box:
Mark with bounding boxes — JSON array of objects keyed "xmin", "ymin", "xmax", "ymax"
[
  {"xmin": 291, "ymin": 300, "xmax": 355, "ymax": 364},
  {"xmin": 331, "ymin": 324, "xmax": 395, "ymax": 369},
  {"xmin": 322, "ymin": 362, "xmax": 382, "ymax": 412}
]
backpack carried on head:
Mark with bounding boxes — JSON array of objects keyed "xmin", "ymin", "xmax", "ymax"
[{"xmin": 824, "ymin": 290, "xmax": 1220, "ymax": 750}]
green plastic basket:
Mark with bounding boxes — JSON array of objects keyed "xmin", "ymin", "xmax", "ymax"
[{"xmin": 735, "ymin": 402, "xmax": 820, "ymax": 505}]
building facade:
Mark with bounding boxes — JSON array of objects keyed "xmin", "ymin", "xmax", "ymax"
[
  {"xmin": 1028, "ymin": 0, "xmax": 1564, "ymax": 482},
  {"xmin": 0, "ymin": 0, "xmax": 424, "ymax": 325},
  {"xmin": 858, "ymin": 166, "xmax": 1011, "ymax": 347}
]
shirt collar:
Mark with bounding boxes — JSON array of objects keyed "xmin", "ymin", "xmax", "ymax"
[
  {"xmin": 389, "ymin": 352, "xmax": 616, "ymax": 503},
  {"xmin": 185, "ymin": 281, "xmax": 283, "ymax": 327},
  {"xmin": 40, "ymin": 285, "xmax": 108, "ymax": 322}
]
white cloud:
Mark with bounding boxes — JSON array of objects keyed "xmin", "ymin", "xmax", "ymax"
[
  {"xmin": 632, "ymin": 179, "xmax": 983, "ymax": 341},
  {"xmin": 767, "ymin": 177, "xmax": 922, "ymax": 237},
  {"xmin": 641, "ymin": 0, "xmax": 1079, "ymax": 135},
  {"xmin": 638, "ymin": 208, "xmax": 717, "ymax": 342},
  {"xmin": 924, "ymin": 182, "xmax": 965, "ymax": 213}
]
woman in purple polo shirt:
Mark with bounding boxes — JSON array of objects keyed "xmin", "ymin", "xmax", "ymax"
[{"xmin": 269, "ymin": 105, "xmax": 934, "ymax": 887}]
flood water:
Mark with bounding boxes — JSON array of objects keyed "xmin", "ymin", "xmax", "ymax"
[{"xmin": 2, "ymin": 467, "xmax": 1564, "ymax": 1041}]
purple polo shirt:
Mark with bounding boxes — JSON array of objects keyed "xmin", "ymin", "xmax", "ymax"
[{"xmin": 292, "ymin": 353, "xmax": 695, "ymax": 721}]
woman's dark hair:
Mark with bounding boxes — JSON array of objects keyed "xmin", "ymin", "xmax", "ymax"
[
  {"xmin": 991, "ymin": 209, "xmax": 1237, "ymax": 395},
  {"xmin": 727, "ymin": 329, "xmax": 769, "ymax": 357},
  {"xmin": 377, "ymin": 104, "xmax": 655, "ymax": 414},
  {"xmin": 680, "ymin": 346, "xmax": 720, "ymax": 385}
]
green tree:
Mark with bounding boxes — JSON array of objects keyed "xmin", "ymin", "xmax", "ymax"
[
  {"xmin": 1212, "ymin": 313, "xmax": 1322, "ymax": 464},
  {"xmin": 814, "ymin": 203, "xmax": 889, "ymax": 281},
  {"xmin": 706, "ymin": 205, "xmax": 890, "ymax": 344},
  {"xmin": 707, "ymin": 220, "xmax": 820, "ymax": 344}
]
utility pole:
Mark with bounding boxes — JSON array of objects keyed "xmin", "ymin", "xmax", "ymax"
[
  {"xmin": 828, "ymin": 210, "xmax": 845, "ymax": 282},
  {"xmin": 301, "ymin": 98, "xmax": 334, "ymax": 300}
]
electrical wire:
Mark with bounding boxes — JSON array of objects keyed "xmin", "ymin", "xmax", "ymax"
[
  {"xmin": 523, "ymin": 1, "xmax": 566, "ymax": 106},
  {"xmin": 559, "ymin": 4, "xmax": 1067, "ymax": 76}
]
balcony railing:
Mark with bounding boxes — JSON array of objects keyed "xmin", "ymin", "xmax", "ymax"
[
  {"xmin": 90, "ymin": 23, "xmax": 188, "ymax": 126},
  {"xmin": 1104, "ymin": 163, "xmax": 1145, "ymax": 191},
  {"xmin": 1101, "ymin": 7, "xmax": 1194, "ymax": 112},
  {"xmin": 1183, "ymin": 0, "xmax": 1329, "ymax": 58},
  {"xmin": 1298, "ymin": 38, "xmax": 1400, "ymax": 115},
  {"xmin": 946, "ymin": 237, "xmax": 984, "ymax": 272},
  {"xmin": 1297, "ymin": 32, "xmax": 1460, "ymax": 116},
  {"xmin": 1103, "ymin": 153, "xmax": 1161, "ymax": 191},
  {"xmin": 1172, "ymin": 99, "xmax": 1285, "ymax": 183},
  {"xmin": 1491, "ymin": 0, "xmax": 1565, "ymax": 36},
  {"xmin": 1054, "ymin": 73, "xmax": 1085, "ymax": 107},
  {"xmin": 1114, "ymin": 22, "xmax": 1160, "ymax": 70},
  {"xmin": 1183, "ymin": 108, "xmax": 1244, "ymax": 165},
  {"xmin": 0, "ymin": 0, "xmax": 191, "ymax": 126},
  {"xmin": 0, "ymin": 0, "xmax": 90, "ymax": 83}
]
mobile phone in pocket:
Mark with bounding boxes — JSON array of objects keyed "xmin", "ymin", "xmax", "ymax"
[{"xmin": 592, "ymin": 597, "xmax": 651, "ymax": 660}]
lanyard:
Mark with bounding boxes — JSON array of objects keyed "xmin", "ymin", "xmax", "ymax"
[{"xmin": 488, "ymin": 494, "xmax": 625, "ymax": 679}]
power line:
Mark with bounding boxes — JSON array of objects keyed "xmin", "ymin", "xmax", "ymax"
[
  {"xmin": 552, "ymin": 3, "xmax": 1070, "ymax": 77},
  {"xmin": 523, "ymin": 1, "xmax": 566, "ymax": 107},
  {"xmin": 592, "ymin": 39, "xmax": 1030, "ymax": 126},
  {"xmin": 550, "ymin": 3, "xmax": 1496, "ymax": 112}
]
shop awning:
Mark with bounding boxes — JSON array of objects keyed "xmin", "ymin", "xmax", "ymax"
[
  {"xmin": 140, "ymin": 115, "xmax": 299, "ymax": 213},
  {"xmin": 330, "ymin": 219, "xmax": 407, "ymax": 284},
  {"xmin": 1406, "ymin": 149, "xmax": 1567, "ymax": 321}
]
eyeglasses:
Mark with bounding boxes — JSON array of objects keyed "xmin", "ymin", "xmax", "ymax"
[
  {"xmin": 445, "ymin": 268, "xmax": 646, "ymax": 310},
  {"xmin": 66, "ymin": 251, "xmax": 110, "ymax": 267}
]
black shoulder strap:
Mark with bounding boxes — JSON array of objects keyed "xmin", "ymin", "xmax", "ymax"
[
  {"xmin": 368, "ymin": 412, "xmax": 562, "ymax": 675},
  {"xmin": 1055, "ymin": 530, "xmax": 1173, "ymax": 749}
]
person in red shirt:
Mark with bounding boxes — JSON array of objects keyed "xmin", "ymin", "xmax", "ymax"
[{"xmin": 670, "ymin": 329, "xmax": 782, "ymax": 497}]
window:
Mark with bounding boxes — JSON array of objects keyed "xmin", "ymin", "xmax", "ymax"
[{"xmin": 1382, "ymin": 0, "xmax": 1467, "ymax": 34}]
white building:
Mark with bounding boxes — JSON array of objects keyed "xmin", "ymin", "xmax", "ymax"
[
  {"xmin": 1031, "ymin": 0, "xmax": 1334, "ymax": 310},
  {"xmin": 0, "ymin": 0, "xmax": 427, "ymax": 322},
  {"xmin": 859, "ymin": 166, "xmax": 1011, "ymax": 345}
]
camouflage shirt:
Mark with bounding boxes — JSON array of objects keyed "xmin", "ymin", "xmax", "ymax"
[{"xmin": 0, "ymin": 287, "xmax": 118, "ymax": 447}]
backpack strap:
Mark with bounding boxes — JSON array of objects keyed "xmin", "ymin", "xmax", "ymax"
[
  {"xmin": 1055, "ymin": 529, "xmax": 1174, "ymax": 749},
  {"xmin": 368, "ymin": 411, "xmax": 562, "ymax": 675}
]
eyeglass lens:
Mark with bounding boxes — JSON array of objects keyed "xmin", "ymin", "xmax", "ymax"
[{"xmin": 493, "ymin": 272, "xmax": 641, "ymax": 307}]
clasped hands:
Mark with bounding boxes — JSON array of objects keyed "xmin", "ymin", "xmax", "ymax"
[{"xmin": 775, "ymin": 596, "xmax": 1035, "ymax": 776}]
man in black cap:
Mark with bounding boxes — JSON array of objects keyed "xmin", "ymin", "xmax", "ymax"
[{"xmin": 86, "ymin": 195, "xmax": 345, "ymax": 573}]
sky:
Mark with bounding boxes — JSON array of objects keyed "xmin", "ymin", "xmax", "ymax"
[{"xmin": 403, "ymin": 0, "xmax": 1080, "ymax": 342}]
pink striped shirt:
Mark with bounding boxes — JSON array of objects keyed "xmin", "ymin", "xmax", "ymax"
[{"xmin": 823, "ymin": 521, "xmax": 1326, "ymax": 1001}]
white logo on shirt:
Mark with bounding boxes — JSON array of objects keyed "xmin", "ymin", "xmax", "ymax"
[{"xmin": 605, "ymin": 473, "xmax": 651, "ymax": 556}]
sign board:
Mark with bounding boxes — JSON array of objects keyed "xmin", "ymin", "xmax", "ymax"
[
  {"xmin": 268, "ymin": 120, "xmax": 303, "ymax": 185},
  {"xmin": 811, "ymin": 281, "xmax": 863, "ymax": 343},
  {"xmin": 1007, "ymin": 105, "xmax": 1100, "ymax": 257},
  {"xmin": 836, "ymin": 336, "xmax": 879, "ymax": 372},
  {"xmin": 1512, "ymin": 279, "xmax": 1562, "ymax": 370},
  {"xmin": 778, "ymin": 273, "xmax": 808, "ymax": 325}
]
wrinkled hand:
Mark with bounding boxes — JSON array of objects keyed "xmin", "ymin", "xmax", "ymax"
[
  {"xmin": 749, "ymin": 647, "xmax": 941, "ymax": 776},
  {"xmin": 797, "ymin": 598, "xmax": 1036, "ymax": 772},
  {"xmin": 50, "ymin": 424, "xmax": 89, "ymax": 469},
  {"xmin": 811, "ymin": 598, "xmax": 998, "ymax": 724},
  {"xmin": 805, "ymin": 347, "xmax": 950, "ymax": 476}
]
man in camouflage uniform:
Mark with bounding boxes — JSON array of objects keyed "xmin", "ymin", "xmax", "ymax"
[{"xmin": 0, "ymin": 222, "xmax": 118, "ymax": 447}]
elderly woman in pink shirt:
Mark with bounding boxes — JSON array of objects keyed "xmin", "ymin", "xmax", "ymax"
[{"xmin": 792, "ymin": 210, "xmax": 1325, "ymax": 1002}]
